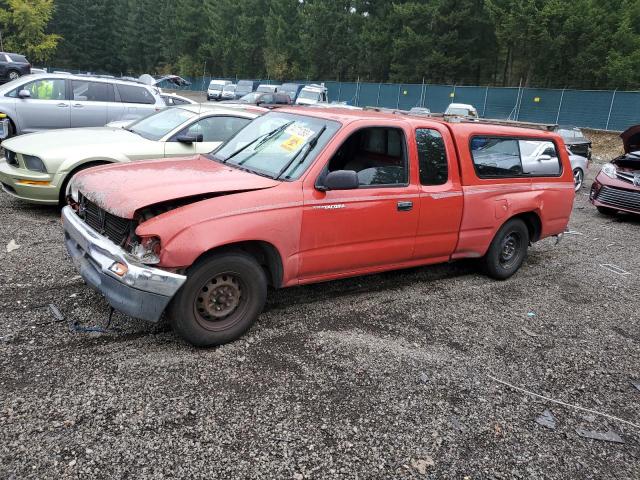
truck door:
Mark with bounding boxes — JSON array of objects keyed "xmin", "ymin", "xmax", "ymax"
[
  {"xmin": 299, "ymin": 124, "xmax": 419, "ymax": 279},
  {"xmin": 412, "ymin": 127, "xmax": 464, "ymax": 262}
]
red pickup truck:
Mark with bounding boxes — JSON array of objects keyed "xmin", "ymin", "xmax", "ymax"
[{"xmin": 62, "ymin": 108, "xmax": 575, "ymax": 346}]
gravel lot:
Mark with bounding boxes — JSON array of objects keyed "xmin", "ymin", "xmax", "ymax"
[{"xmin": 1, "ymin": 141, "xmax": 639, "ymax": 479}]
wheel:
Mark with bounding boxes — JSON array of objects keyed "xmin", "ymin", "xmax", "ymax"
[
  {"xmin": 573, "ymin": 168, "xmax": 584, "ymax": 191},
  {"xmin": 7, "ymin": 70, "xmax": 20, "ymax": 81},
  {"xmin": 58, "ymin": 162, "xmax": 108, "ymax": 206},
  {"xmin": 596, "ymin": 206, "xmax": 617, "ymax": 216},
  {"xmin": 168, "ymin": 252, "xmax": 267, "ymax": 347},
  {"xmin": 481, "ymin": 218, "xmax": 529, "ymax": 280}
]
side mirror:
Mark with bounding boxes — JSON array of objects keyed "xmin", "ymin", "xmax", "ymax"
[
  {"xmin": 18, "ymin": 89, "xmax": 31, "ymax": 99},
  {"xmin": 320, "ymin": 170, "xmax": 359, "ymax": 191},
  {"xmin": 177, "ymin": 133, "xmax": 203, "ymax": 144}
]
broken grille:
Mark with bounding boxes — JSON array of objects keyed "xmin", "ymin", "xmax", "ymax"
[{"xmin": 79, "ymin": 195, "xmax": 134, "ymax": 247}]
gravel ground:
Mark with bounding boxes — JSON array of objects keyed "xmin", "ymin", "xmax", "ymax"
[{"xmin": 1, "ymin": 146, "xmax": 639, "ymax": 479}]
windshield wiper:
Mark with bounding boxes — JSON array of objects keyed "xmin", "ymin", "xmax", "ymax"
[
  {"xmin": 276, "ymin": 126, "xmax": 326, "ymax": 180},
  {"xmin": 223, "ymin": 121, "xmax": 294, "ymax": 164}
]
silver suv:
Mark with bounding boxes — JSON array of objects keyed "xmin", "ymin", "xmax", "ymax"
[{"xmin": 0, "ymin": 73, "xmax": 164, "ymax": 136}]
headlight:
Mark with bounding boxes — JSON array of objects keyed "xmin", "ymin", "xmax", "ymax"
[
  {"xmin": 23, "ymin": 155, "xmax": 47, "ymax": 173},
  {"xmin": 601, "ymin": 163, "xmax": 617, "ymax": 179},
  {"xmin": 131, "ymin": 236, "xmax": 161, "ymax": 265}
]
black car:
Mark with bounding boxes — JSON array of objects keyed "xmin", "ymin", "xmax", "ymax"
[
  {"xmin": 0, "ymin": 52, "xmax": 31, "ymax": 83},
  {"xmin": 554, "ymin": 125, "xmax": 592, "ymax": 159}
]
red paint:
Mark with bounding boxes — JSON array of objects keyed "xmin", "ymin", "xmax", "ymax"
[{"xmin": 75, "ymin": 108, "xmax": 575, "ymax": 287}]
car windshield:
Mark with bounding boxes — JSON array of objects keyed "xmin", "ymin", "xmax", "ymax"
[
  {"xmin": 238, "ymin": 93, "xmax": 261, "ymax": 103},
  {"xmin": 212, "ymin": 112, "xmax": 341, "ymax": 180},
  {"xmin": 298, "ymin": 90, "xmax": 321, "ymax": 101},
  {"xmin": 128, "ymin": 107, "xmax": 197, "ymax": 141},
  {"xmin": 447, "ymin": 107, "xmax": 472, "ymax": 116},
  {"xmin": 209, "ymin": 83, "xmax": 224, "ymax": 91}
]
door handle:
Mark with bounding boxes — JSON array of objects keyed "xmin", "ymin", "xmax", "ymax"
[
  {"xmin": 72, "ymin": 103, "xmax": 83, "ymax": 108},
  {"xmin": 397, "ymin": 201, "xmax": 413, "ymax": 211},
  {"xmin": 57, "ymin": 103, "xmax": 68, "ymax": 107}
]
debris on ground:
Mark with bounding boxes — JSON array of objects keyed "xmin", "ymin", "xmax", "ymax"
[
  {"xmin": 575, "ymin": 428, "xmax": 624, "ymax": 444},
  {"xmin": 522, "ymin": 327, "xmax": 540, "ymax": 338},
  {"xmin": 536, "ymin": 409, "xmax": 557, "ymax": 429},
  {"xmin": 6, "ymin": 239, "xmax": 20, "ymax": 253},
  {"xmin": 419, "ymin": 372, "xmax": 430, "ymax": 384},
  {"xmin": 599, "ymin": 264, "xmax": 631, "ymax": 276},
  {"xmin": 48, "ymin": 304, "xmax": 65, "ymax": 322},
  {"xmin": 631, "ymin": 381, "xmax": 640, "ymax": 393},
  {"xmin": 411, "ymin": 457, "xmax": 435, "ymax": 475},
  {"xmin": 527, "ymin": 312, "xmax": 536, "ymax": 318}
]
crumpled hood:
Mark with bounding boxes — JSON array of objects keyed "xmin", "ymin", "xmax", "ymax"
[
  {"xmin": 2, "ymin": 127, "xmax": 150, "ymax": 156},
  {"xmin": 620, "ymin": 125, "xmax": 640, "ymax": 154},
  {"xmin": 73, "ymin": 156, "xmax": 280, "ymax": 218}
]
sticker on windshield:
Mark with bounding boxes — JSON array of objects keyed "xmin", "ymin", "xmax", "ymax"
[
  {"xmin": 285, "ymin": 124, "xmax": 314, "ymax": 139},
  {"xmin": 280, "ymin": 134, "xmax": 304, "ymax": 152}
]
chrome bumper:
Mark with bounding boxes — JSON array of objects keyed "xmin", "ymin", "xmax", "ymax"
[{"xmin": 61, "ymin": 206, "xmax": 186, "ymax": 321}]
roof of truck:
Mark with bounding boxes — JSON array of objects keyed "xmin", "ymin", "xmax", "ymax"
[{"xmin": 273, "ymin": 106, "xmax": 560, "ymax": 138}]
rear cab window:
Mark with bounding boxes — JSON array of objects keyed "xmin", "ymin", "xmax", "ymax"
[{"xmin": 470, "ymin": 136, "xmax": 562, "ymax": 178}]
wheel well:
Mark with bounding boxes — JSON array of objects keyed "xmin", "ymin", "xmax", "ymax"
[
  {"xmin": 59, "ymin": 160, "xmax": 112, "ymax": 203},
  {"xmin": 194, "ymin": 241, "xmax": 283, "ymax": 288},
  {"xmin": 512, "ymin": 212, "xmax": 542, "ymax": 243}
]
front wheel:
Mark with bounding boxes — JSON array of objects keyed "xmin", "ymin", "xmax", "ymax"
[
  {"xmin": 481, "ymin": 218, "xmax": 529, "ymax": 280},
  {"xmin": 573, "ymin": 168, "xmax": 584, "ymax": 191},
  {"xmin": 168, "ymin": 252, "xmax": 267, "ymax": 347}
]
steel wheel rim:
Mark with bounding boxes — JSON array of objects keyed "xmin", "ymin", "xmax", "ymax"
[
  {"xmin": 499, "ymin": 232, "xmax": 522, "ymax": 269},
  {"xmin": 8, "ymin": 71, "xmax": 18, "ymax": 80},
  {"xmin": 193, "ymin": 272, "xmax": 247, "ymax": 331},
  {"xmin": 573, "ymin": 169, "xmax": 583, "ymax": 191}
]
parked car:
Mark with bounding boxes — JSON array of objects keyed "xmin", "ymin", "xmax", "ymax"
[
  {"xmin": 221, "ymin": 84, "xmax": 236, "ymax": 100},
  {"xmin": 445, "ymin": 103, "xmax": 478, "ymax": 118},
  {"xmin": 160, "ymin": 93, "xmax": 196, "ymax": 106},
  {"xmin": 295, "ymin": 84, "xmax": 328, "ymax": 105},
  {"xmin": 590, "ymin": 124, "xmax": 640, "ymax": 216},
  {"xmin": 234, "ymin": 80, "xmax": 261, "ymax": 99},
  {"xmin": 0, "ymin": 73, "xmax": 165, "ymax": 136},
  {"xmin": 568, "ymin": 149, "xmax": 589, "ymax": 191},
  {"xmin": 0, "ymin": 104, "xmax": 260, "ymax": 205},
  {"xmin": 223, "ymin": 92, "xmax": 291, "ymax": 106},
  {"xmin": 0, "ymin": 52, "xmax": 31, "ymax": 83},
  {"xmin": 554, "ymin": 125, "xmax": 592, "ymax": 159},
  {"xmin": 256, "ymin": 84, "xmax": 280, "ymax": 93},
  {"xmin": 61, "ymin": 108, "xmax": 575, "ymax": 347},
  {"xmin": 207, "ymin": 79, "xmax": 231, "ymax": 101},
  {"xmin": 280, "ymin": 83, "xmax": 304, "ymax": 102}
]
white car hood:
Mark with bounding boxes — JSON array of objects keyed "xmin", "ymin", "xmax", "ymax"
[{"xmin": 2, "ymin": 127, "xmax": 151, "ymax": 156}]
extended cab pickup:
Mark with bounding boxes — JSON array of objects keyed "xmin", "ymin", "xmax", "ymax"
[{"xmin": 61, "ymin": 108, "xmax": 575, "ymax": 346}]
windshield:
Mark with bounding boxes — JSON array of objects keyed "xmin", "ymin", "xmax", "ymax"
[
  {"xmin": 209, "ymin": 82, "xmax": 224, "ymax": 91},
  {"xmin": 447, "ymin": 107, "xmax": 474, "ymax": 116},
  {"xmin": 298, "ymin": 90, "xmax": 321, "ymax": 101},
  {"xmin": 212, "ymin": 112, "xmax": 341, "ymax": 180},
  {"xmin": 128, "ymin": 107, "xmax": 196, "ymax": 141}
]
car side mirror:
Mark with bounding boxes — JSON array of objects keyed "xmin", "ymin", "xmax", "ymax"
[
  {"xmin": 320, "ymin": 170, "xmax": 359, "ymax": 191},
  {"xmin": 177, "ymin": 133, "xmax": 203, "ymax": 144},
  {"xmin": 18, "ymin": 89, "xmax": 31, "ymax": 99}
]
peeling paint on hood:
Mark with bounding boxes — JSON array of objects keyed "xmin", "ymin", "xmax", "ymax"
[{"xmin": 73, "ymin": 155, "xmax": 281, "ymax": 218}]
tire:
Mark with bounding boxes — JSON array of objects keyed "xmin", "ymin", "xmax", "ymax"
[
  {"xmin": 596, "ymin": 206, "xmax": 617, "ymax": 216},
  {"xmin": 481, "ymin": 218, "xmax": 530, "ymax": 280},
  {"xmin": 573, "ymin": 168, "xmax": 584, "ymax": 191},
  {"xmin": 7, "ymin": 70, "xmax": 20, "ymax": 81},
  {"xmin": 168, "ymin": 252, "xmax": 267, "ymax": 347},
  {"xmin": 58, "ymin": 162, "xmax": 108, "ymax": 207}
]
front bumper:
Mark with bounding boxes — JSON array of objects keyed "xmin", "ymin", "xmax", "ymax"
[
  {"xmin": 62, "ymin": 206, "xmax": 187, "ymax": 322},
  {"xmin": 590, "ymin": 176, "xmax": 640, "ymax": 215},
  {"xmin": 0, "ymin": 158, "xmax": 60, "ymax": 204}
]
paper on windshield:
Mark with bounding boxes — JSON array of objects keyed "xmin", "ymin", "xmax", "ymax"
[{"xmin": 280, "ymin": 124, "xmax": 315, "ymax": 152}]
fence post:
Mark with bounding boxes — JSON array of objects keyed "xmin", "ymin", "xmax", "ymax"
[
  {"xmin": 396, "ymin": 85, "xmax": 401, "ymax": 109},
  {"xmin": 376, "ymin": 83, "xmax": 381, "ymax": 107},
  {"xmin": 605, "ymin": 89, "xmax": 617, "ymax": 131},
  {"xmin": 337, "ymin": 82, "xmax": 342, "ymax": 102},
  {"xmin": 482, "ymin": 86, "xmax": 489, "ymax": 117},
  {"xmin": 555, "ymin": 89, "xmax": 565, "ymax": 124}
]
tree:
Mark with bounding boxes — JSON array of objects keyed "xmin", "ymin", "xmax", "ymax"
[{"xmin": 0, "ymin": 0, "xmax": 60, "ymax": 62}]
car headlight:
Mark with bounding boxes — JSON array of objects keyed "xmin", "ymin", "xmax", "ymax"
[
  {"xmin": 131, "ymin": 236, "xmax": 161, "ymax": 265},
  {"xmin": 601, "ymin": 163, "xmax": 617, "ymax": 179},
  {"xmin": 23, "ymin": 155, "xmax": 47, "ymax": 173}
]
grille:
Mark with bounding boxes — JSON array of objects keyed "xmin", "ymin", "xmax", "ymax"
[
  {"xmin": 615, "ymin": 171, "xmax": 639, "ymax": 185},
  {"xmin": 79, "ymin": 195, "xmax": 133, "ymax": 246},
  {"xmin": 596, "ymin": 185, "xmax": 640, "ymax": 211},
  {"xmin": 5, "ymin": 149, "xmax": 17, "ymax": 167}
]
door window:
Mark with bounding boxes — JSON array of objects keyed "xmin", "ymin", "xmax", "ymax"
[
  {"xmin": 325, "ymin": 127, "xmax": 408, "ymax": 187},
  {"xmin": 180, "ymin": 116, "xmax": 251, "ymax": 143},
  {"xmin": 416, "ymin": 128, "xmax": 448, "ymax": 185},
  {"xmin": 116, "ymin": 84, "xmax": 155, "ymax": 104},
  {"xmin": 72, "ymin": 80, "xmax": 114, "ymax": 102},
  {"xmin": 19, "ymin": 79, "xmax": 66, "ymax": 100}
]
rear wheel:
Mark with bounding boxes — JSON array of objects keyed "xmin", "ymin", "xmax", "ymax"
[
  {"xmin": 168, "ymin": 252, "xmax": 267, "ymax": 347},
  {"xmin": 7, "ymin": 70, "xmax": 20, "ymax": 81},
  {"xmin": 573, "ymin": 168, "xmax": 584, "ymax": 191},
  {"xmin": 482, "ymin": 218, "xmax": 529, "ymax": 280},
  {"xmin": 596, "ymin": 206, "xmax": 617, "ymax": 216}
]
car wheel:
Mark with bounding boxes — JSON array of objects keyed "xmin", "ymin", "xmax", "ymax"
[
  {"xmin": 168, "ymin": 252, "xmax": 267, "ymax": 347},
  {"xmin": 573, "ymin": 168, "xmax": 584, "ymax": 191},
  {"xmin": 596, "ymin": 206, "xmax": 617, "ymax": 216},
  {"xmin": 481, "ymin": 218, "xmax": 529, "ymax": 280},
  {"xmin": 7, "ymin": 70, "xmax": 20, "ymax": 81}
]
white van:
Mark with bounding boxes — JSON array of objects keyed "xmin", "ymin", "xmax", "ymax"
[
  {"xmin": 207, "ymin": 79, "xmax": 231, "ymax": 101},
  {"xmin": 295, "ymin": 84, "xmax": 328, "ymax": 105}
]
